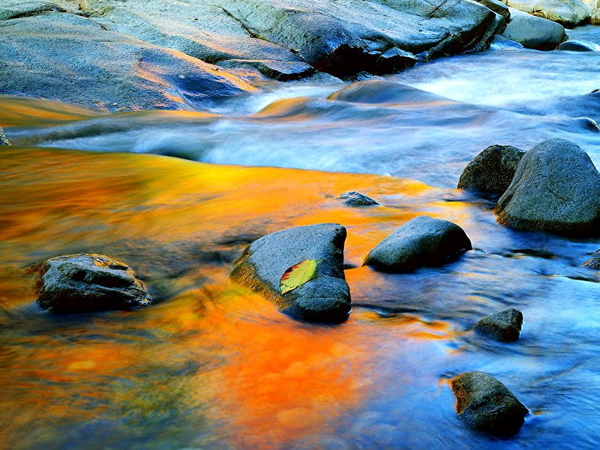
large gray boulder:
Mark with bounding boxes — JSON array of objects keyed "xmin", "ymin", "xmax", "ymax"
[
  {"xmin": 452, "ymin": 371, "xmax": 528, "ymax": 435},
  {"xmin": 458, "ymin": 145, "xmax": 526, "ymax": 195},
  {"xmin": 502, "ymin": 9, "xmax": 566, "ymax": 50},
  {"xmin": 230, "ymin": 224, "xmax": 351, "ymax": 323},
  {"xmin": 36, "ymin": 254, "xmax": 151, "ymax": 314},
  {"xmin": 0, "ymin": 9, "xmax": 255, "ymax": 110},
  {"xmin": 474, "ymin": 308, "xmax": 523, "ymax": 342},
  {"xmin": 0, "ymin": 127, "xmax": 9, "ymax": 146},
  {"xmin": 495, "ymin": 139, "xmax": 600, "ymax": 236},
  {"xmin": 364, "ymin": 216, "xmax": 472, "ymax": 272},
  {"xmin": 500, "ymin": 0, "xmax": 591, "ymax": 26}
]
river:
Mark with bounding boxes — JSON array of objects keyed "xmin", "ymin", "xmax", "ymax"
[{"xmin": 0, "ymin": 26, "xmax": 599, "ymax": 450}]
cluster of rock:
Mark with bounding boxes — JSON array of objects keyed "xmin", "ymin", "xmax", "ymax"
[
  {"xmin": 459, "ymin": 138, "xmax": 600, "ymax": 238},
  {"xmin": 2, "ymin": 0, "xmax": 585, "ymax": 111},
  {"xmin": 499, "ymin": 0, "xmax": 596, "ymax": 26}
]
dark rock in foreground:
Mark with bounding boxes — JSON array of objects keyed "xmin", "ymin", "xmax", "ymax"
[
  {"xmin": 230, "ymin": 224, "xmax": 351, "ymax": 323},
  {"xmin": 495, "ymin": 139, "xmax": 600, "ymax": 236},
  {"xmin": 37, "ymin": 254, "xmax": 151, "ymax": 314},
  {"xmin": 502, "ymin": 10, "xmax": 566, "ymax": 50},
  {"xmin": 452, "ymin": 371, "xmax": 528, "ymax": 435},
  {"xmin": 338, "ymin": 191, "xmax": 379, "ymax": 207},
  {"xmin": 458, "ymin": 145, "xmax": 525, "ymax": 195},
  {"xmin": 474, "ymin": 308, "xmax": 523, "ymax": 342},
  {"xmin": 0, "ymin": 127, "xmax": 9, "ymax": 146},
  {"xmin": 364, "ymin": 216, "xmax": 472, "ymax": 272}
]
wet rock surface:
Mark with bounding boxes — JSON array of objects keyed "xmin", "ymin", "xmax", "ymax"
[
  {"xmin": 474, "ymin": 308, "xmax": 523, "ymax": 342},
  {"xmin": 582, "ymin": 250, "xmax": 600, "ymax": 270},
  {"xmin": 495, "ymin": 138, "xmax": 600, "ymax": 236},
  {"xmin": 458, "ymin": 145, "xmax": 525, "ymax": 195},
  {"xmin": 36, "ymin": 254, "xmax": 151, "ymax": 314},
  {"xmin": 364, "ymin": 216, "xmax": 472, "ymax": 272},
  {"xmin": 230, "ymin": 224, "xmax": 351, "ymax": 323},
  {"xmin": 452, "ymin": 371, "xmax": 528, "ymax": 435}
]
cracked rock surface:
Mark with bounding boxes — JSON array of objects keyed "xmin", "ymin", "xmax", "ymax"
[
  {"xmin": 36, "ymin": 253, "xmax": 151, "ymax": 314},
  {"xmin": 495, "ymin": 138, "xmax": 600, "ymax": 236}
]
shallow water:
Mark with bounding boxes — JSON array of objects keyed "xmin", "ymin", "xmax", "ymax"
[{"xmin": 1, "ymin": 26, "xmax": 599, "ymax": 450}]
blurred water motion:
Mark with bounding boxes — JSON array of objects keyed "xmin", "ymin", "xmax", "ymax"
[
  {"xmin": 0, "ymin": 148, "xmax": 598, "ymax": 449},
  {"xmin": 1, "ymin": 24, "xmax": 599, "ymax": 450}
]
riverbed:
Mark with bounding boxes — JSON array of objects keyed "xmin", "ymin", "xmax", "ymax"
[{"xmin": 0, "ymin": 26, "xmax": 599, "ymax": 450}]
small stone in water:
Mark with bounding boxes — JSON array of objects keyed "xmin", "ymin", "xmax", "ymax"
[
  {"xmin": 338, "ymin": 191, "xmax": 380, "ymax": 207},
  {"xmin": 474, "ymin": 308, "xmax": 523, "ymax": 342}
]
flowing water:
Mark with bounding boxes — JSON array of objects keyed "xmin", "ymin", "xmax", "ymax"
[{"xmin": 0, "ymin": 26, "xmax": 599, "ymax": 450}]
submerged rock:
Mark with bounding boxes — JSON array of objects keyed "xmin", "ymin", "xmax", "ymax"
[
  {"xmin": 558, "ymin": 40, "xmax": 600, "ymax": 52},
  {"xmin": 502, "ymin": 10, "xmax": 566, "ymax": 50},
  {"xmin": 0, "ymin": 127, "xmax": 9, "ymax": 146},
  {"xmin": 230, "ymin": 224, "xmax": 351, "ymax": 323},
  {"xmin": 364, "ymin": 216, "xmax": 472, "ymax": 272},
  {"xmin": 474, "ymin": 308, "xmax": 523, "ymax": 342},
  {"xmin": 500, "ymin": 0, "xmax": 590, "ymax": 27},
  {"xmin": 458, "ymin": 145, "xmax": 525, "ymax": 195},
  {"xmin": 36, "ymin": 254, "xmax": 151, "ymax": 314},
  {"xmin": 495, "ymin": 139, "xmax": 600, "ymax": 236},
  {"xmin": 338, "ymin": 191, "xmax": 379, "ymax": 207},
  {"xmin": 452, "ymin": 371, "xmax": 528, "ymax": 435}
]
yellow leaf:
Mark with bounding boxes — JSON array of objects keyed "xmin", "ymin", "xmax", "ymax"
[{"xmin": 280, "ymin": 260, "xmax": 318, "ymax": 294}]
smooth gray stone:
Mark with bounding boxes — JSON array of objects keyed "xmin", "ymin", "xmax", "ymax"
[
  {"xmin": 474, "ymin": 308, "xmax": 523, "ymax": 342},
  {"xmin": 230, "ymin": 223, "xmax": 351, "ymax": 323},
  {"xmin": 502, "ymin": 10, "xmax": 566, "ymax": 50},
  {"xmin": 495, "ymin": 138, "xmax": 600, "ymax": 236}
]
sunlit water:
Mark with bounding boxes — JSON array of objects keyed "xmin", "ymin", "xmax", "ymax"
[{"xmin": 0, "ymin": 26, "xmax": 599, "ymax": 450}]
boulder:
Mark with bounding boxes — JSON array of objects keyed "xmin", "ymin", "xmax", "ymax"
[
  {"xmin": 230, "ymin": 224, "xmax": 351, "ymax": 323},
  {"xmin": 502, "ymin": 10, "xmax": 566, "ymax": 50},
  {"xmin": 558, "ymin": 40, "xmax": 600, "ymax": 52},
  {"xmin": 338, "ymin": 191, "xmax": 380, "ymax": 207},
  {"xmin": 458, "ymin": 145, "xmax": 526, "ymax": 195},
  {"xmin": 500, "ymin": 0, "xmax": 591, "ymax": 27},
  {"xmin": 364, "ymin": 216, "xmax": 472, "ymax": 272},
  {"xmin": 495, "ymin": 139, "xmax": 600, "ymax": 236},
  {"xmin": 474, "ymin": 308, "xmax": 523, "ymax": 342},
  {"xmin": 452, "ymin": 371, "xmax": 528, "ymax": 435},
  {"xmin": 0, "ymin": 127, "xmax": 9, "ymax": 146},
  {"xmin": 0, "ymin": 11, "xmax": 256, "ymax": 110},
  {"xmin": 36, "ymin": 254, "xmax": 151, "ymax": 314}
]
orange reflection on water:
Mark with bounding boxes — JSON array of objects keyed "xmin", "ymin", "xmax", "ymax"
[{"xmin": 0, "ymin": 147, "xmax": 476, "ymax": 448}]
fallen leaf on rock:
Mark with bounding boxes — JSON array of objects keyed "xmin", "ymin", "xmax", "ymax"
[{"xmin": 280, "ymin": 260, "xmax": 318, "ymax": 294}]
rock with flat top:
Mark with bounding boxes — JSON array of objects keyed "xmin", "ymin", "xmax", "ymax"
[
  {"xmin": 500, "ymin": 0, "xmax": 590, "ymax": 27},
  {"xmin": 231, "ymin": 223, "xmax": 351, "ymax": 323},
  {"xmin": 37, "ymin": 254, "xmax": 151, "ymax": 313}
]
